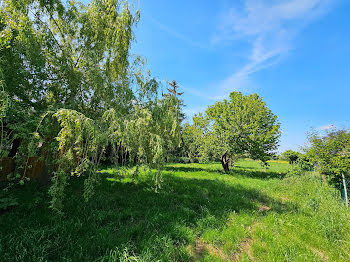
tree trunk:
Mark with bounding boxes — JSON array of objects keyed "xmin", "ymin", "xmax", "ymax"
[{"xmin": 221, "ymin": 153, "xmax": 230, "ymax": 173}]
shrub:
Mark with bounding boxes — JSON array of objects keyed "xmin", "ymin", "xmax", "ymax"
[
  {"xmin": 307, "ymin": 129, "xmax": 350, "ymax": 186},
  {"xmin": 286, "ymin": 164, "xmax": 304, "ymax": 177},
  {"xmin": 282, "ymin": 150, "xmax": 301, "ymax": 164}
]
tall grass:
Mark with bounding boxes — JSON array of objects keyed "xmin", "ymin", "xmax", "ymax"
[{"xmin": 0, "ymin": 160, "xmax": 349, "ymax": 261}]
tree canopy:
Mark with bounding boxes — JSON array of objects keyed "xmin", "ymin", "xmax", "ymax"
[{"xmin": 183, "ymin": 92, "xmax": 281, "ymax": 172}]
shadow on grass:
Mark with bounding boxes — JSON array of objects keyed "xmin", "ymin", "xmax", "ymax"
[
  {"xmin": 0, "ymin": 171, "xmax": 295, "ymax": 262},
  {"xmin": 230, "ymin": 168, "xmax": 286, "ymax": 179},
  {"xmin": 234, "ymin": 166, "xmax": 257, "ymax": 170},
  {"xmin": 163, "ymin": 165, "xmax": 222, "ymax": 174},
  {"xmin": 163, "ymin": 165, "xmax": 286, "ymax": 180}
]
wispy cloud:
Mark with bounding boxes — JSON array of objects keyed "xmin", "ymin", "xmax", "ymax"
[
  {"xmin": 319, "ymin": 124, "xmax": 336, "ymax": 130},
  {"xmin": 212, "ymin": 0, "xmax": 335, "ymax": 96},
  {"xmin": 145, "ymin": 15, "xmax": 206, "ymax": 49},
  {"xmin": 181, "ymin": 85, "xmax": 213, "ymax": 100}
]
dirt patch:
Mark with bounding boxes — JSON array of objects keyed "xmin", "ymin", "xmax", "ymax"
[
  {"xmin": 280, "ymin": 196, "xmax": 289, "ymax": 203},
  {"xmin": 188, "ymin": 239, "xmax": 233, "ymax": 261},
  {"xmin": 204, "ymin": 242, "xmax": 231, "ymax": 261},
  {"xmin": 232, "ymin": 223, "xmax": 261, "ymax": 262},
  {"xmin": 233, "ymin": 237, "xmax": 255, "ymax": 262},
  {"xmin": 258, "ymin": 205, "xmax": 271, "ymax": 213},
  {"xmin": 309, "ymin": 247, "xmax": 329, "ymax": 262},
  {"xmin": 189, "ymin": 221, "xmax": 264, "ymax": 261},
  {"xmin": 194, "ymin": 239, "xmax": 206, "ymax": 258}
]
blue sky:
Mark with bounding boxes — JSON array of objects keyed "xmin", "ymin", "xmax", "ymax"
[{"xmin": 129, "ymin": 0, "xmax": 350, "ymax": 152}]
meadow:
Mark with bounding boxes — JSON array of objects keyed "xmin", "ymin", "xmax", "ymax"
[{"xmin": 1, "ymin": 160, "xmax": 350, "ymax": 262}]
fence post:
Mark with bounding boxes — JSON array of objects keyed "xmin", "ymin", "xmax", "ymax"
[{"xmin": 342, "ymin": 173, "xmax": 348, "ymax": 207}]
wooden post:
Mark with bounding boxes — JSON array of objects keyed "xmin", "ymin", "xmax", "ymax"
[{"xmin": 342, "ymin": 173, "xmax": 348, "ymax": 207}]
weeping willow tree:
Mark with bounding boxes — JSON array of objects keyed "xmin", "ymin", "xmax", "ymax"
[
  {"xmin": 1, "ymin": 0, "xmax": 139, "ymax": 115},
  {"xmin": 0, "ymin": 0, "xmax": 182, "ymax": 213}
]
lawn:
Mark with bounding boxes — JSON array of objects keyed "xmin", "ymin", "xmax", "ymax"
[{"xmin": 1, "ymin": 160, "xmax": 350, "ymax": 261}]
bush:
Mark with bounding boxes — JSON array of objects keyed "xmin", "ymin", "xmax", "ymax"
[
  {"xmin": 297, "ymin": 154, "xmax": 314, "ymax": 171},
  {"xmin": 167, "ymin": 156, "xmax": 191, "ymax": 164},
  {"xmin": 307, "ymin": 129, "xmax": 350, "ymax": 186},
  {"xmin": 286, "ymin": 164, "xmax": 304, "ymax": 177},
  {"xmin": 282, "ymin": 150, "xmax": 301, "ymax": 164}
]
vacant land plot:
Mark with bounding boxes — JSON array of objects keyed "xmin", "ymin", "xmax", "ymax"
[{"xmin": 1, "ymin": 160, "xmax": 350, "ymax": 261}]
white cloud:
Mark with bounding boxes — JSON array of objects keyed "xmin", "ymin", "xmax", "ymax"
[
  {"xmin": 319, "ymin": 124, "xmax": 336, "ymax": 130},
  {"xmin": 213, "ymin": 0, "xmax": 335, "ymax": 96}
]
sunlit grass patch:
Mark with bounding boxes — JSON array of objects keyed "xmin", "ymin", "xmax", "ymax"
[{"xmin": 268, "ymin": 160, "xmax": 289, "ymax": 164}]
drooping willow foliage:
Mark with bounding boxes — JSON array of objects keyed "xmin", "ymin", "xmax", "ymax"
[
  {"xmin": 48, "ymin": 94, "xmax": 181, "ymax": 213},
  {"xmin": 0, "ymin": 0, "xmax": 182, "ymax": 213}
]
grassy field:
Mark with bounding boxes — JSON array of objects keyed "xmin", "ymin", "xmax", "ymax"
[{"xmin": 1, "ymin": 160, "xmax": 350, "ymax": 261}]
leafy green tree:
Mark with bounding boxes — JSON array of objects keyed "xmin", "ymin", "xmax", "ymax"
[
  {"xmin": 164, "ymin": 80, "xmax": 185, "ymax": 123},
  {"xmin": 307, "ymin": 129, "xmax": 350, "ymax": 185},
  {"xmin": 184, "ymin": 92, "xmax": 281, "ymax": 172},
  {"xmin": 182, "ymin": 113, "xmax": 209, "ymax": 162},
  {"xmin": 1, "ymin": 0, "xmax": 139, "ymax": 117},
  {"xmin": 1, "ymin": 0, "xmax": 138, "ymax": 170},
  {"xmin": 207, "ymin": 92, "xmax": 280, "ymax": 172},
  {"xmin": 282, "ymin": 150, "xmax": 301, "ymax": 164},
  {"xmin": 0, "ymin": 0, "xmax": 182, "ymax": 213},
  {"xmin": 162, "ymin": 80, "xmax": 186, "ymax": 161}
]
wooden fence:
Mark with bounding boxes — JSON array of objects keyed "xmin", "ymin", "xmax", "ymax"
[{"xmin": 0, "ymin": 157, "xmax": 45, "ymax": 182}]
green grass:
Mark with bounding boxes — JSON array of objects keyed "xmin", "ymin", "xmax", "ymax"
[{"xmin": 1, "ymin": 160, "xmax": 350, "ymax": 261}]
